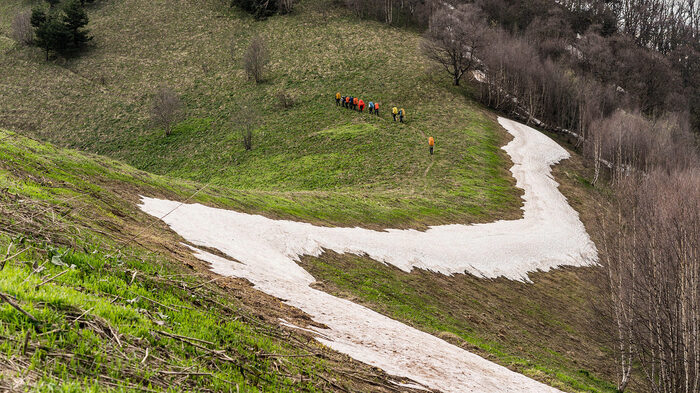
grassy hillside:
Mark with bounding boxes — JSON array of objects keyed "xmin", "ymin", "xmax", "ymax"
[
  {"xmin": 0, "ymin": 129, "xmax": 427, "ymax": 392},
  {"xmin": 299, "ymin": 149, "xmax": 624, "ymax": 393},
  {"xmin": 0, "ymin": 0, "xmax": 521, "ymax": 228},
  {"xmin": 0, "ymin": 1, "xmax": 625, "ymax": 392}
]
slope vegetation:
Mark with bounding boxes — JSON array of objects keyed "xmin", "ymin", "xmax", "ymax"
[
  {"xmin": 0, "ymin": 129, "xmax": 428, "ymax": 392},
  {"xmin": 0, "ymin": 1, "xmax": 625, "ymax": 392},
  {"xmin": 0, "ymin": 0, "xmax": 520, "ymax": 228}
]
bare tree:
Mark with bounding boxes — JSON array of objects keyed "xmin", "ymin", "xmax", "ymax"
[
  {"xmin": 10, "ymin": 11, "xmax": 33, "ymax": 46},
  {"xmin": 238, "ymin": 106, "xmax": 259, "ymax": 151},
  {"xmin": 421, "ymin": 4, "xmax": 487, "ymax": 86},
  {"xmin": 243, "ymin": 35, "xmax": 269, "ymax": 84},
  {"xmin": 601, "ymin": 169, "xmax": 700, "ymax": 393},
  {"xmin": 151, "ymin": 86, "xmax": 183, "ymax": 136}
]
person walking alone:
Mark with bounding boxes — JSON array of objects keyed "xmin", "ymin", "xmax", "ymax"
[{"xmin": 428, "ymin": 136, "xmax": 435, "ymax": 155}]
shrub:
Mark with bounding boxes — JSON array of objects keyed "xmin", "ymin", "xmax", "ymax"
[
  {"xmin": 231, "ymin": 0, "xmax": 279, "ymax": 19},
  {"xmin": 151, "ymin": 86, "xmax": 183, "ymax": 136},
  {"xmin": 275, "ymin": 90, "xmax": 295, "ymax": 109},
  {"xmin": 237, "ymin": 107, "xmax": 259, "ymax": 151},
  {"xmin": 243, "ymin": 35, "xmax": 269, "ymax": 83}
]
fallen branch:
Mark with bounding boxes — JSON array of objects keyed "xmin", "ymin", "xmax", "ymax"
[
  {"xmin": 0, "ymin": 246, "xmax": 32, "ymax": 271},
  {"xmin": 0, "ymin": 292, "xmax": 38, "ymax": 322},
  {"xmin": 136, "ymin": 294, "xmax": 179, "ymax": 312},
  {"xmin": 22, "ymin": 330, "xmax": 31, "ymax": 355},
  {"xmin": 158, "ymin": 370, "xmax": 212, "ymax": 376},
  {"xmin": 191, "ymin": 276, "xmax": 225, "ymax": 290},
  {"xmin": 71, "ymin": 306, "xmax": 95, "ymax": 324},
  {"xmin": 154, "ymin": 330, "xmax": 215, "ymax": 347},
  {"xmin": 35, "ymin": 268, "xmax": 70, "ymax": 290},
  {"xmin": 257, "ymin": 352, "xmax": 317, "ymax": 358},
  {"xmin": 20, "ymin": 260, "xmax": 47, "ymax": 284}
]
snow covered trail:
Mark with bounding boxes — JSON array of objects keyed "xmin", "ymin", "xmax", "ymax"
[{"xmin": 139, "ymin": 117, "xmax": 597, "ymax": 392}]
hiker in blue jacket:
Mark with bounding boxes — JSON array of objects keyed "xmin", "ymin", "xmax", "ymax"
[{"xmin": 368, "ymin": 101, "xmax": 374, "ymax": 114}]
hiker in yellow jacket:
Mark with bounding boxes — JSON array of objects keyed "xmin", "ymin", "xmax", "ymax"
[
  {"xmin": 399, "ymin": 108, "xmax": 405, "ymax": 123},
  {"xmin": 392, "ymin": 106, "xmax": 398, "ymax": 121},
  {"xmin": 335, "ymin": 92, "xmax": 341, "ymax": 106}
]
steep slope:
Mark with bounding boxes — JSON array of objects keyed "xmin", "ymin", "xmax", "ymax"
[
  {"xmin": 0, "ymin": 0, "xmax": 624, "ymax": 392},
  {"xmin": 136, "ymin": 117, "xmax": 597, "ymax": 392},
  {"xmin": 0, "ymin": 129, "xmax": 428, "ymax": 392}
]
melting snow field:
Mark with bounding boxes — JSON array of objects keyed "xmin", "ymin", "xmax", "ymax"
[{"xmin": 139, "ymin": 117, "xmax": 597, "ymax": 392}]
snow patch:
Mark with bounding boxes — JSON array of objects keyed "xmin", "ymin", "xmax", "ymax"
[{"xmin": 139, "ymin": 117, "xmax": 596, "ymax": 392}]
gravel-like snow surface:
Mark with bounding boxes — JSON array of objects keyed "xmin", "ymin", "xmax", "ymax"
[{"xmin": 139, "ymin": 117, "xmax": 596, "ymax": 392}]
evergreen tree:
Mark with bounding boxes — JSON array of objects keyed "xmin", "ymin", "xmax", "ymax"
[
  {"xmin": 34, "ymin": 13, "xmax": 71, "ymax": 60},
  {"xmin": 30, "ymin": 0, "xmax": 90, "ymax": 59},
  {"xmin": 62, "ymin": 0, "xmax": 91, "ymax": 47},
  {"xmin": 30, "ymin": 7, "xmax": 47, "ymax": 29},
  {"xmin": 45, "ymin": 0, "xmax": 61, "ymax": 8}
]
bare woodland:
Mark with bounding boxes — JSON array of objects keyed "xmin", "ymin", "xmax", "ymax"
[
  {"xmin": 599, "ymin": 167, "xmax": 700, "ymax": 393},
  {"xmin": 409, "ymin": 1, "xmax": 700, "ymax": 391}
]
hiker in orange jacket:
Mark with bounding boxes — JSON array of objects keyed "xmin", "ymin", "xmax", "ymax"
[
  {"xmin": 353, "ymin": 97, "xmax": 359, "ymax": 110},
  {"xmin": 374, "ymin": 102, "xmax": 379, "ymax": 116},
  {"xmin": 358, "ymin": 99, "xmax": 365, "ymax": 112},
  {"xmin": 428, "ymin": 136, "xmax": 435, "ymax": 155},
  {"xmin": 345, "ymin": 96, "xmax": 350, "ymax": 108},
  {"xmin": 336, "ymin": 92, "xmax": 341, "ymax": 106}
]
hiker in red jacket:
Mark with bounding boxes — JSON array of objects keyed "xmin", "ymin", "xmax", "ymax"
[{"xmin": 358, "ymin": 99, "xmax": 365, "ymax": 112}]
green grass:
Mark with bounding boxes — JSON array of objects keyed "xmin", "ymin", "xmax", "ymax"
[
  {"xmin": 0, "ymin": 0, "xmax": 521, "ymax": 228},
  {"xmin": 0, "ymin": 130, "xmax": 327, "ymax": 391},
  {"xmin": 300, "ymin": 250, "xmax": 619, "ymax": 392},
  {"xmin": 0, "ymin": 241, "xmax": 326, "ymax": 392},
  {"xmin": 0, "ymin": 128, "xmax": 419, "ymax": 392},
  {"xmin": 0, "ymin": 0, "xmax": 621, "ymax": 391}
]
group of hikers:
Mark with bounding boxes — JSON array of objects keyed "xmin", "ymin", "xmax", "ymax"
[
  {"xmin": 335, "ymin": 93, "xmax": 407, "ymax": 123},
  {"xmin": 334, "ymin": 91, "xmax": 433, "ymax": 154}
]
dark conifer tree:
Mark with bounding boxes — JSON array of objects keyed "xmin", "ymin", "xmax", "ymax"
[
  {"xmin": 62, "ymin": 0, "xmax": 91, "ymax": 47},
  {"xmin": 33, "ymin": 13, "xmax": 71, "ymax": 59}
]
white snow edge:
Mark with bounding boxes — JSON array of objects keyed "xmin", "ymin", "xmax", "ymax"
[{"xmin": 138, "ymin": 116, "xmax": 597, "ymax": 392}]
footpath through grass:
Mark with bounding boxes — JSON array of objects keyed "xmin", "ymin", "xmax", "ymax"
[{"xmin": 0, "ymin": 0, "xmax": 520, "ymax": 228}]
